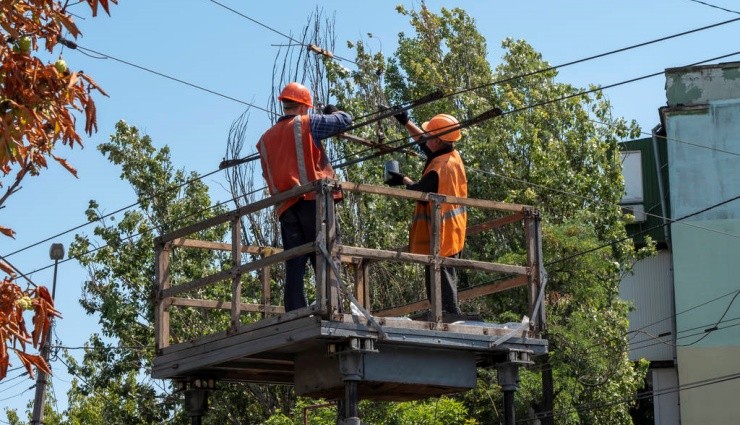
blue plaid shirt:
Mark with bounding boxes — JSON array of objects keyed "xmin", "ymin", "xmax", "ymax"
[{"xmin": 277, "ymin": 111, "xmax": 352, "ymax": 147}]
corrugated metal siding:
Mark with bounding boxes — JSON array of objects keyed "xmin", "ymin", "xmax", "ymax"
[{"xmin": 619, "ymin": 250, "xmax": 675, "ymax": 362}]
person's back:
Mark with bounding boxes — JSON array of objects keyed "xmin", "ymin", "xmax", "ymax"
[{"xmin": 256, "ymin": 82, "xmax": 352, "ymax": 312}]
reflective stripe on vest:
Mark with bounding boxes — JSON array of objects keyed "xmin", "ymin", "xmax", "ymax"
[
  {"xmin": 256, "ymin": 115, "xmax": 339, "ymax": 217},
  {"xmin": 409, "ymin": 150, "xmax": 467, "ymax": 256}
]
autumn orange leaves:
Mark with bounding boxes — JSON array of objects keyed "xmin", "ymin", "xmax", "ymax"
[{"xmin": 1, "ymin": 280, "xmax": 61, "ymax": 380}]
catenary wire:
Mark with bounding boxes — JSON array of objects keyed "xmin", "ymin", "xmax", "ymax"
[
  {"xmin": 56, "ymin": 38, "xmax": 274, "ymax": 116},
  {"xmin": 207, "ymin": 0, "xmax": 357, "ymax": 65},
  {"xmin": 590, "ymin": 119, "xmax": 740, "ymax": 157},
  {"xmin": 8, "ymin": 10, "xmax": 734, "ymax": 415},
  {"xmin": 15, "ymin": 17, "xmax": 740, "ymax": 276},
  {"xmin": 517, "ymin": 371, "xmax": 740, "ymax": 423},
  {"xmin": 687, "ymin": 0, "xmax": 740, "ymax": 15},
  {"xmin": 56, "ymin": 15, "xmax": 740, "ymax": 142},
  {"xmin": 2, "ymin": 167, "xmax": 223, "ymax": 259},
  {"xmin": 12, "ymin": 49, "xmax": 740, "ymax": 280}
]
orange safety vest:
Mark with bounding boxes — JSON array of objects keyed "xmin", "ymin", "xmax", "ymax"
[
  {"xmin": 409, "ymin": 150, "xmax": 467, "ymax": 256},
  {"xmin": 256, "ymin": 114, "xmax": 341, "ymax": 217}
]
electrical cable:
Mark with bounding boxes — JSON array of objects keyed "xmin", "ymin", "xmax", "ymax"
[
  {"xmin": 12, "ymin": 35, "xmax": 740, "ymax": 284},
  {"xmin": 518, "ymin": 370, "xmax": 740, "ymax": 423},
  {"xmin": 56, "ymin": 14, "xmax": 740, "ymax": 147},
  {"xmin": 207, "ymin": 0, "xmax": 357, "ymax": 65},
  {"xmin": 549, "ymin": 192, "xmax": 740, "ymax": 267},
  {"xmin": 0, "ymin": 384, "xmax": 35, "ymax": 402},
  {"xmin": 687, "ymin": 0, "xmax": 740, "ymax": 15},
  {"xmin": 0, "ymin": 253, "xmax": 40, "ymax": 288},
  {"xmin": 590, "ymin": 119, "xmax": 740, "ymax": 157},
  {"xmin": 15, "ymin": 49, "xmax": 740, "ymax": 280},
  {"xmin": 57, "ymin": 38, "xmax": 274, "ymax": 116},
  {"xmin": 466, "ymin": 166, "xmax": 740, "ymax": 241},
  {"xmin": 3, "ymin": 168, "xmax": 223, "ymax": 259},
  {"xmin": 0, "ymin": 373, "xmax": 31, "ymax": 392}
]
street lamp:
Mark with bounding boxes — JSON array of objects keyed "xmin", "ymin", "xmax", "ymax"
[
  {"xmin": 31, "ymin": 243, "xmax": 64, "ymax": 424},
  {"xmin": 49, "ymin": 243, "xmax": 64, "ymax": 298}
]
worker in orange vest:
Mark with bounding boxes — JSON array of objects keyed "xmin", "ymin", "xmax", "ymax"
[
  {"xmin": 385, "ymin": 111, "xmax": 467, "ymax": 315},
  {"xmin": 256, "ymin": 82, "xmax": 352, "ymax": 312}
]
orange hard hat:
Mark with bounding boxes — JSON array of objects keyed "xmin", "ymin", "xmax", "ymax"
[
  {"xmin": 421, "ymin": 113, "xmax": 462, "ymax": 142},
  {"xmin": 278, "ymin": 82, "xmax": 313, "ymax": 107}
]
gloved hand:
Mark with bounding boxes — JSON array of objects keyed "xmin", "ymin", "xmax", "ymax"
[
  {"xmin": 393, "ymin": 108, "xmax": 409, "ymax": 125},
  {"xmin": 379, "ymin": 104, "xmax": 409, "ymax": 125},
  {"xmin": 322, "ymin": 104, "xmax": 339, "ymax": 114},
  {"xmin": 384, "ymin": 171, "xmax": 406, "ymax": 186}
]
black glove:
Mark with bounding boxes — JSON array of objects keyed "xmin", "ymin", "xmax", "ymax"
[
  {"xmin": 322, "ymin": 104, "xmax": 339, "ymax": 114},
  {"xmin": 393, "ymin": 108, "xmax": 409, "ymax": 125},
  {"xmin": 384, "ymin": 171, "xmax": 406, "ymax": 186}
]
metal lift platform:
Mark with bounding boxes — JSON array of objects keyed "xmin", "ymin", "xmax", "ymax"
[
  {"xmin": 152, "ymin": 180, "xmax": 549, "ymax": 423},
  {"xmin": 152, "ymin": 311, "xmax": 546, "ymax": 400}
]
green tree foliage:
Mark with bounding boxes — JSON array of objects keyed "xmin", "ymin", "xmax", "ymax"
[
  {"xmin": 61, "ymin": 121, "xmax": 295, "ymax": 423},
  {"xmin": 326, "ymin": 4, "xmax": 651, "ymax": 423},
  {"xmin": 55, "ymin": 4, "xmax": 653, "ymax": 423}
]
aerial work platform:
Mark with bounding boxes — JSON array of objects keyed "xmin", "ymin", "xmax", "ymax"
[{"xmin": 151, "ymin": 180, "xmax": 548, "ymax": 423}]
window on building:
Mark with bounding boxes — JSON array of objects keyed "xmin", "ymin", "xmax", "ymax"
[{"xmin": 621, "ymin": 151, "xmax": 646, "ymax": 222}]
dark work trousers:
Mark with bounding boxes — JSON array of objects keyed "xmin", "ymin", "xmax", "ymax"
[
  {"xmin": 425, "ymin": 251, "xmax": 462, "ymax": 314},
  {"xmin": 279, "ymin": 199, "xmax": 340, "ymax": 312}
]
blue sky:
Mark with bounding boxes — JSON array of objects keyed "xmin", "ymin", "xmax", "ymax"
[{"xmin": 3, "ymin": 0, "xmax": 740, "ymax": 416}]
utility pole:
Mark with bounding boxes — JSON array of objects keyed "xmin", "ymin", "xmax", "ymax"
[{"xmin": 31, "ymin": 243, "xmax": 64, "ymax": 425}]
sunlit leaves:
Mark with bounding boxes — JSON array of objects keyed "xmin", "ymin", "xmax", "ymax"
[
  {"xmin": 0, "ymin": 279, "xmax": 59, "ymax": 380},
  {"xmin": 0, "ymin": 0, "xmax": 118, "ymax": 383},
  {"xmin": 329, "ymin": 5, "xmax": 650, "ymax": 423}
]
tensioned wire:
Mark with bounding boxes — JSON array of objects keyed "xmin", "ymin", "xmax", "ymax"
[
  {"xmin": 14, "ymin": 13, "xmax": 740, "ymax": 263},
  {"xmin": 14, "ymin": 49, "xmax": 740, "ymax": 280}
]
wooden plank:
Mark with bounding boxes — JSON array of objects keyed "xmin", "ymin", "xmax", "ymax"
[
  {"xmin": 163, "ymin": 243, "xmax": 315, "ymax": 299},
  {"xmin": 339, "ymin": 182, "xmax": 530, "ymax": 212},
  {"xmin": 326, "ymin": 192, "xmax": 340, "ymax": 313},
  {"xmin": 162, "ymin": 268, "xmax": 232, "ymax": 299},
  {"xmin": 171, "ymin": 238, "xmax": 273, "ymax": 255},
  {"xmin": 159, "ymin": 183, "xmax": 316, "ymax": 243},
  {"xmin": 261, "ymin": 260, "xmax": 271, "ymax": 319},
  {"xmin": 166, "ymin": 297, "xmax": 284, "ymax": 314},
  {"xmin": 466, "ymin": 212, "xmax": 525, "ymax": 236},
  {"xmin": 171, "ymin": 238, "xmax": 356, "ymax": 263},
  {"xmin": 155, "ymin": 245, "xmax": 171, "ymax": 351},
  {"xmin": 158, "ymin": 306, "xmax": 321, "ymax": 357},
  {"xmin": 429, "ymin": 196, "xmax": 443, "ymax": 322},
  {"xmin": 153, "ymin": 317, "xmax": 326, "ymax": 378},
  {"xmin": 374, "ymin": 275, "xmax": 528, "ymax": 317},
  {"xmin": 458, "ymin": 275, "xmax": 529, "ymax": 300},
  {"xmin": 337, "ymin": 245, "xmax": 528, "ymax": 275},
  {"xmin": 374, "ymin": 299, "xmax": 428, "ymax": 317},
  {"xmin": 315, "ymin": 191, "xmax": 328, "ymax": 313},
  {"xmin": 231, "ymin": 218, "xmax": 242, "ymax": 330}
]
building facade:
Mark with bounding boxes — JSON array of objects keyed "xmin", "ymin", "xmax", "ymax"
[{"xmin": 620, "ymin": 61, "xmax": 740, "ymax": 424}]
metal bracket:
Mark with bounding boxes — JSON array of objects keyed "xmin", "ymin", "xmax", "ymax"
[
  {"xmin": 505, "ymin": 349, "xmax": 534, "ymax": 365},
  {"xmin": 497, "ymin": 362, "xmax": 520, "ymax": 392}
]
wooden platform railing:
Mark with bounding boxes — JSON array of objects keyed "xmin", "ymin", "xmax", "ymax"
[{"xmin": 154, "ymin": 179, "xmax": 545, "ymax": 352}]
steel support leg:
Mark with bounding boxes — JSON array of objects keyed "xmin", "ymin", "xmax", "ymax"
[
  {"xmin": 498, "ymin": 363, "xmax": 520, "ymax": 425},
  {"xmin": 178, "ymin": 378, "xmax": 216, "ymax": 425},
  {"xmin": 337, "ymin": 350, "xmax": 363, "ymax": 425}
]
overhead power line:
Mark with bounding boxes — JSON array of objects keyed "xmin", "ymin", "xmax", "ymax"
[
  {"xmin": 522, "ymin": 370, "xmax": 740, "ymax": 422},
  {"xmin": 207, "ymin": 0, "xmax": 357, "ymax": 64},
  {"xmin": 687, "ymin": 0, "xmax": 740, "ymax": 15},
  {"xmin": 57, "ymin": 37, "xmax": 274, "ymax": 115},
  {"xmin": 12, "ymin": 48, "xmax": 740, "ymax": 279}
]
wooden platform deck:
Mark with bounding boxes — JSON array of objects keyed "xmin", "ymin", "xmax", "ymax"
[
  {"xmin": 152, "ymin": 311, "xmax": 547, "ymax": 401},
  {"xmin": 152, "ymin": 180, "xmax": 549, "ymax": 403}
]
